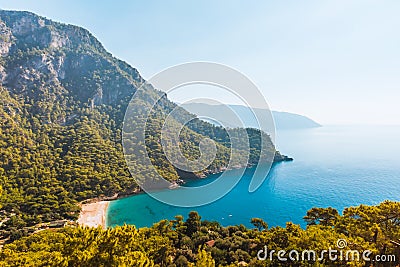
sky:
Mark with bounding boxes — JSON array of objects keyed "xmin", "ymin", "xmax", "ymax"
[{"xmin": 0, "ymin": 0, "xmax": 399, "ymax": 125}]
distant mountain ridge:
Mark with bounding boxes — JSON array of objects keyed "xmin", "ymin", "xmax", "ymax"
[
  {"xmin": 180, "ymin": 103, "xmax": 321, "ymax": 130},
  {"xmin": 272, "ymin": 110, "xmax": 321, "ymax": 129}
]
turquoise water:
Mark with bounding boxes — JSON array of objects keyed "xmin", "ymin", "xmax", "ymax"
[{"xmin": 107, "ymin": 125, "xmax": 400, "ymax": 228}]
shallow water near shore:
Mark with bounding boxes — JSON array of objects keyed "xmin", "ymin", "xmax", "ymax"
[{"xmin": 107, "ymin": 125, "xmax": 400, "ymax": 228}]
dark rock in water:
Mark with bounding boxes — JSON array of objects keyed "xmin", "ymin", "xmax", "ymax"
[{"xmin": 274, "ymin": 153, "xmax": 294, "ymax": 162}]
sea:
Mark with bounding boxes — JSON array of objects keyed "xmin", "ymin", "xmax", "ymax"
[{"xmin": 107, "ymin": 125, "xmax": 400, "ymax": 228}]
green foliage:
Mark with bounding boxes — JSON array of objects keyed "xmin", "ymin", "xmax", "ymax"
[
  {"xmin": 251, "ymin": 218, "xmax": 268, "ymax": 231},
  {"xmin": 185, "ymin": 211, "xmax": 202, "ymax": 237},
  {"xmin": 0, "ymin": 87, "xmax": 135, "ymax": 237},
  {"xmin": 0, "ymin": 201, "xmax": 399, "ymax": 266},
  {"xmin": 196, "ymin": 249, "xmax": 215, "ymax": 267},
  {"xmin": 303, "ymin": 207, "xmax": 339, "ymax": 226}
]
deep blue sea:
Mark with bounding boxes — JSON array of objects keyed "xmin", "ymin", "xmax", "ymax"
[{"xmin": 107, "ymin": 125, "xmax": 400, "ymax": 228}]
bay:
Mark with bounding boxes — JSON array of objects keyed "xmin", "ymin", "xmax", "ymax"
[{"xmin": 107, "ymin": 125, "xmax": 400, "ymax": 228}]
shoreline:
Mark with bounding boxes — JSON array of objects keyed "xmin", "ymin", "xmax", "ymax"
[
  {"xmin": 76, "ymin": 157, "xmax": 293, "ymax": 229},
  {"xmin": 77, "ymin": 201, "xmax": 110, "ymax": 229}
]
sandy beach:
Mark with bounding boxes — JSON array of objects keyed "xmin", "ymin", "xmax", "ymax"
[{"xmin": 77, "ymin": 201, "xmax": 109, "ymax": 229}]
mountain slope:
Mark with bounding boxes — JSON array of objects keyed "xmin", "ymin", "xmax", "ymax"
[
  {"xmin": 181, "ymin": 103, "xmax": 321, "ymax": 130},
  {"xmin": 272, "ymin": 110, "xmax": 321, "ymax": 129},
  {"xmin": 0, "ymin": 10, "xmax": 284, "ymax": 238}
]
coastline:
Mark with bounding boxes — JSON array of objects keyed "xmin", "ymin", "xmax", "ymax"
[
  {"xmin": 77, "ymin": 201, "xmax": 110, "ymax": 229},
  {"xmin": 77, "ymin": 155, "xmax": 293, "ymax": 229}
]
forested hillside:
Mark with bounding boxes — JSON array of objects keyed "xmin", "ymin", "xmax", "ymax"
[{"xmin": 0, "ymin": 10, "xmax": 285, "ymax": 238}]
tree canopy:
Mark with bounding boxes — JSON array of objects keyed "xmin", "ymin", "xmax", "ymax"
[{"xmin": 0, "ymin": 201, "xmax": 399, "ymax": 266}]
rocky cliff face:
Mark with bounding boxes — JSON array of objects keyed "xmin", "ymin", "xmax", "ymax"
[
  {"xmin": 0, "ymin": 10, "xmax": 104, "ymax": 53},
  {"xmin": 0, "ymin": 10, "xmax": 144, "ymax": 116},
  {"xmin": 0, "ymin": 20, "xmax": 13, "ymax": 56}
]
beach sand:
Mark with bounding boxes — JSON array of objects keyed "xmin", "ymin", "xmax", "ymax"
[{"xmin": 77, "ymin": 201, "xmax": 109, "ymax": 229}]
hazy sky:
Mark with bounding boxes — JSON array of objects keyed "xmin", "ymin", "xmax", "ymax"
[{"xmin": 1, "ymin": 1, "xmax": 399, "ymax": 125}]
